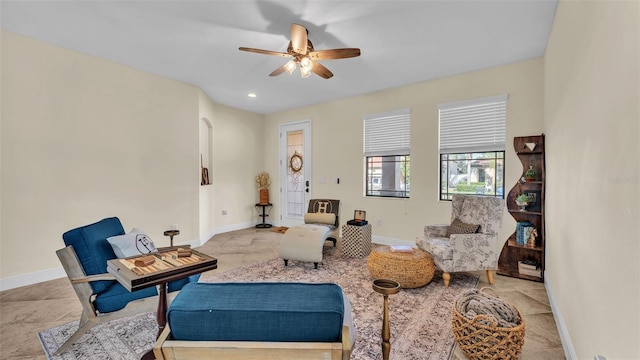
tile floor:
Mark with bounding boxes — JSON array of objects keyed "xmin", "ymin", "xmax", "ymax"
[{"xmin": 0, "ymin": 227, "xmax": 565, "ymax": 359}]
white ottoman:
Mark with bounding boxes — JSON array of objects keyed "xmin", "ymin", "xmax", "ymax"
[{"xmin": 278, "ymin": 224, "xmax": 331, "ymax": 269}]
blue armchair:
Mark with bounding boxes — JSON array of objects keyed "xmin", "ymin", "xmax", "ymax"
[{"xmin": 54, "ymin": 217, "xmax": 198, "ymax": 355}]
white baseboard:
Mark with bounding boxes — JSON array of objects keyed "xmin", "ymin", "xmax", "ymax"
[
  {"xmin": 199, "ymin": 228, "xmax": 217, "ymax": 246},
  {"xmin": 215, "ymin": 222, "xmax": 255, "ymax": 236},
  {"xmin": 176, "ymin": 238, "xmax": 201, "ymax": 249},
  {"xmin": 545, "ymin": 273, "xmax": 577, "ymax": 359},
  {"xmin": 200, "ymin": 222, "xmax": 255, "ymax": 246},
  {"xmin": 372, "ymin": 235, "xmax": 416, "ymax": 247},
  {"xmin": 0, "ymin": 267, "xmax": 66, "ymax": 292}
]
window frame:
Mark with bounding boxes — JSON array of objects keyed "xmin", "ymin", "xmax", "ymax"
[
  {"xmin": 439, "ymin": 151, "xmax": 505, "ymax": 201},
  {"xmin": 363, "ymin": 108, "xmax": 411, "ymax": 199},
  {"xmin": 438, "ymin": 95, "xmax": 507, "ymax": 201},
  {"xmin": 365, "ymin": 155, "xmax": 410, "ymax": 198}
]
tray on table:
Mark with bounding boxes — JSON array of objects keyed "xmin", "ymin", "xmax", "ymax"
[{"xmin": 107, "ymin": 248, "xmax": 217, "ymax": 291}]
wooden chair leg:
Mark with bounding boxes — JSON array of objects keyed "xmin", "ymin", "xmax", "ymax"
[
  {"xmin": 54, "ymin": 295, "xmax": 160, "ymax": 356},
  {"xmin": 486, "ymin": 270, "xmax": 494, "ymax": 284},
  {"xmin": 442, "ymin": 272, "xmax": 451, "ymax": 287},
  {"xmin": 53, "ymin": 317, "xmax": 96, "ymax": 356}
]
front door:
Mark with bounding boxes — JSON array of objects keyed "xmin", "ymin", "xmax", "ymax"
[{"xmin": 279, "ymin": 120, "xmax": 312, "ymax": 227}]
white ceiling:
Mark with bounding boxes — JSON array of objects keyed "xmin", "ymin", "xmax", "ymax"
[{"xmin": 1, "ymin": 1, "xmax": 557, "ymax": 115}]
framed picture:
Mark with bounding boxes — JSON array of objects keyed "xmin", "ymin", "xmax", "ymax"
[
  {"xmin": 525, "ymin": 190, "xmax": 542, "ymax": 212},
  {"xmin": 354, "ymin": 210, "xmax": 366, "ymax": 221}
]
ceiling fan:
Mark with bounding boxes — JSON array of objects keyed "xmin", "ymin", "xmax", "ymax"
[{"xmin": 239, "ymin": 23, "xmax": 361, "ymax": 79}]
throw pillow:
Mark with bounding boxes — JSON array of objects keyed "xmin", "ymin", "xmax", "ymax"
[
  {"xmin": 304, "ymin": 212, "xmax": 336, "ymax": 226},
  {"xmin": 446, "ymin": 218, "xmax": 480, "ymax": 237},
  {"xmin": 107, "ymin": 228, "xmax": 157, "ymax": 258}
]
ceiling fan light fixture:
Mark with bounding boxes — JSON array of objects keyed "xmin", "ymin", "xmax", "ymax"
[
  {"xmin": 300, "ymin": 65, "xmax": 312, "ymax": 78},
  {"xmin": 239, "ymin": 23, "xmax": 359, "ymax": 80},
  {"xmin": 284, "ymin": 60, "xmax": 297, "ymax": 74},
  {"xmin": 300, "ymin": 56, "xmax": 312, "ymax": 71},
  {"xmin": 299, "ymin": 56, "xmax": 313, "ymax": 78}
]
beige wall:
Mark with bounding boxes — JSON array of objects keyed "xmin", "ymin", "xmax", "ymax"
[
  {"xmin": 198, "ymin": 94, "xmax": 215, "ymax": 241},
  {"xmin": 0, "ymin": 30, "xmax": 200, "ymax": 278},
  {"xmin": 0, "ymin": 30, "xmax": 265, "ymax": 288},
  {"xmin": 198, "ymin": 92, "xmax": 265, "ymax": 234},
  {"xmin": 264, "ymin": 58, "xmax": 544, "ymax": 243},
  {"xmin": 544, "ymin": 1, "xmax": 640, "ymax": 359}
]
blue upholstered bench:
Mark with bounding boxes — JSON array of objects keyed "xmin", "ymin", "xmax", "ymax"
[{"xmin": 153, "ymin": 282, "xmax": 355, "ymax": 360}]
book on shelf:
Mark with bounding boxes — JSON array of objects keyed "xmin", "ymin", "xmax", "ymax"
[
  {"xmin": 518, "ymin": 267, "xmax": 542, "ymax": 278},
  {"xmin": 390, "ymin": 245, "xmax": 413, "ymax": 253},
  {"xmin": 516, "ymin": 221, "xmax": 534, "ymax": 245},
  {"xmin": 518, "ymin": 262, "xmax": 537, "ymax": 271},
  {"xmin": 518, "ymin": 261, "xmax": 542, "ymax": 277}
]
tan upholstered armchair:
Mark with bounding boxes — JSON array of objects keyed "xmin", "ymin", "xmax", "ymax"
[{"xmin": 416, "ymin": 195, "xmax": 504, "ymax": 286}]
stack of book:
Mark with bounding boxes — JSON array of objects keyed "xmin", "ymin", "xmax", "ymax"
[
  {"xmin": 516, "ymin": 221, "xmax": 534, "ymax": 245},
  {"xmin": 518, "ymin": 259, "xmax": 542, "ymax": 278}
]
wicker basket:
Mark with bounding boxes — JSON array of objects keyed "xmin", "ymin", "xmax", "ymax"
[{"xmin": 451, "ymin": 289, "xmax": 525, "ymax": 360}]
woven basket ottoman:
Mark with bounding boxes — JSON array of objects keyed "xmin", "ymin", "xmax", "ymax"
[{"xmin": 367, "ymin": 246, "xmax": 435, "ymax": 288}]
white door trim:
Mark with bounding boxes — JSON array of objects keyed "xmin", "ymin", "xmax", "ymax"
[{"xmin": 279, "ymin": 119, "xmax": 312, "ymax": 227}]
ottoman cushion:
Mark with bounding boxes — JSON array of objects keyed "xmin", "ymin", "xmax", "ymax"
[
  {"xmin": 278, "ymin": 224, "xmax": 331, "ymax": 263},
  {"xmin": 167, "ymin": 282, "xmax": 345, "ymax": 342}
]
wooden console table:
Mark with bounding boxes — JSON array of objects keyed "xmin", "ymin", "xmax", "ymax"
[{"xmin": 107, "ymin": 247, "xmax": 217, "ymax": 359}]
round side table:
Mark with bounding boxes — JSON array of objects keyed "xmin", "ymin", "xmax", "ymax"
[
  {"xmin": 255, "ymin": 203, "xmax": 273, "ymax": 228},
  {"xmin": 163, "ymin": 230, "xmax": 180, "ymax": 247}
]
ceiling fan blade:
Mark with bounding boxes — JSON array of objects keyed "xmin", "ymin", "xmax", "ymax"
[
  {"xmin": 309, "ymin": 48, "xmax": 361, "ymax": 60},
  {"xmin": 239, "ymin": 47, "xmax": 291, "ymax": 58},
  {"xmin": 311, "ymin": 61, "xmax": 333, "ymax": 79},
  {"xmin": 269, "ymin": 65, "xmax": 286, "ymax": 77},
  {"xmin": 290, "ymin": 23, "xmax": 308, "ymax": 55}
]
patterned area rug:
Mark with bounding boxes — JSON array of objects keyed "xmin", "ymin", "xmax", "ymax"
[
  {"xmin": 39, "ymin": 246, "xmax": 478, "ymax": 360},
  {"xmin": 38, "ymin": 312, "xmax": 157, "ymax": 360}
]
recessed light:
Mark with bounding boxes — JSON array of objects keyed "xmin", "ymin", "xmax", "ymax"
[{"xmin": 248, "ymin": 93, "xmax": 257, "ymax": 98}]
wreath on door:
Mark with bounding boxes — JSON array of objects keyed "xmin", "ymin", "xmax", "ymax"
[{"xmin": 289, "ymin": 152, "xmax": 303, "ymax": 173}]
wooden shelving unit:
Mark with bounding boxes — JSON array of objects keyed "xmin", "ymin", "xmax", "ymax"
[{"xmin": 498, "ymin": 134, "xmax": 546, "ymax": 282}]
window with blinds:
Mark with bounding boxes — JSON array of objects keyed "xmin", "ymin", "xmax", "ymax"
[
  {"xmin": 438, "ymin": 95, "xmax": 506, "ymax": 200},
  {"xmin": 363, "ymin": 108, "xmax": 410, "ymax": 198}
]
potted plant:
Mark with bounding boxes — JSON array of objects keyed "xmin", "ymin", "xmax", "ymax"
[
  {"xmin": 524, "ymin": 165, "xmax": 536, "ymax": 181},
  {"xmin": 515, "ymin": 194, "xmax": 531, "ymax": 211},
  {"xmin": 255, "ymin": 172, "xmax": 271, "ymax": 204}
]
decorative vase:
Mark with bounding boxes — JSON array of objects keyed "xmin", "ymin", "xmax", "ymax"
[
  {"xmin": 259, "ymin": 189, "xmax": 269, "ymax": 204},
  {"xmin": 524, "ymin": 165, "xmax": 536, "ymax": 181},
  {"xmin": 516, "ymin": 200, "xmax": 528, "ymax": 211}
]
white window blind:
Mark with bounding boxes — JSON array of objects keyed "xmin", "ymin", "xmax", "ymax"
[
  {"xmin": 439, "ymin": 94, "xmax": 507, "ymax": 153},
  {"xmin": 363, "ymin": 108, "xmax": 411, "ymax": 157}
]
